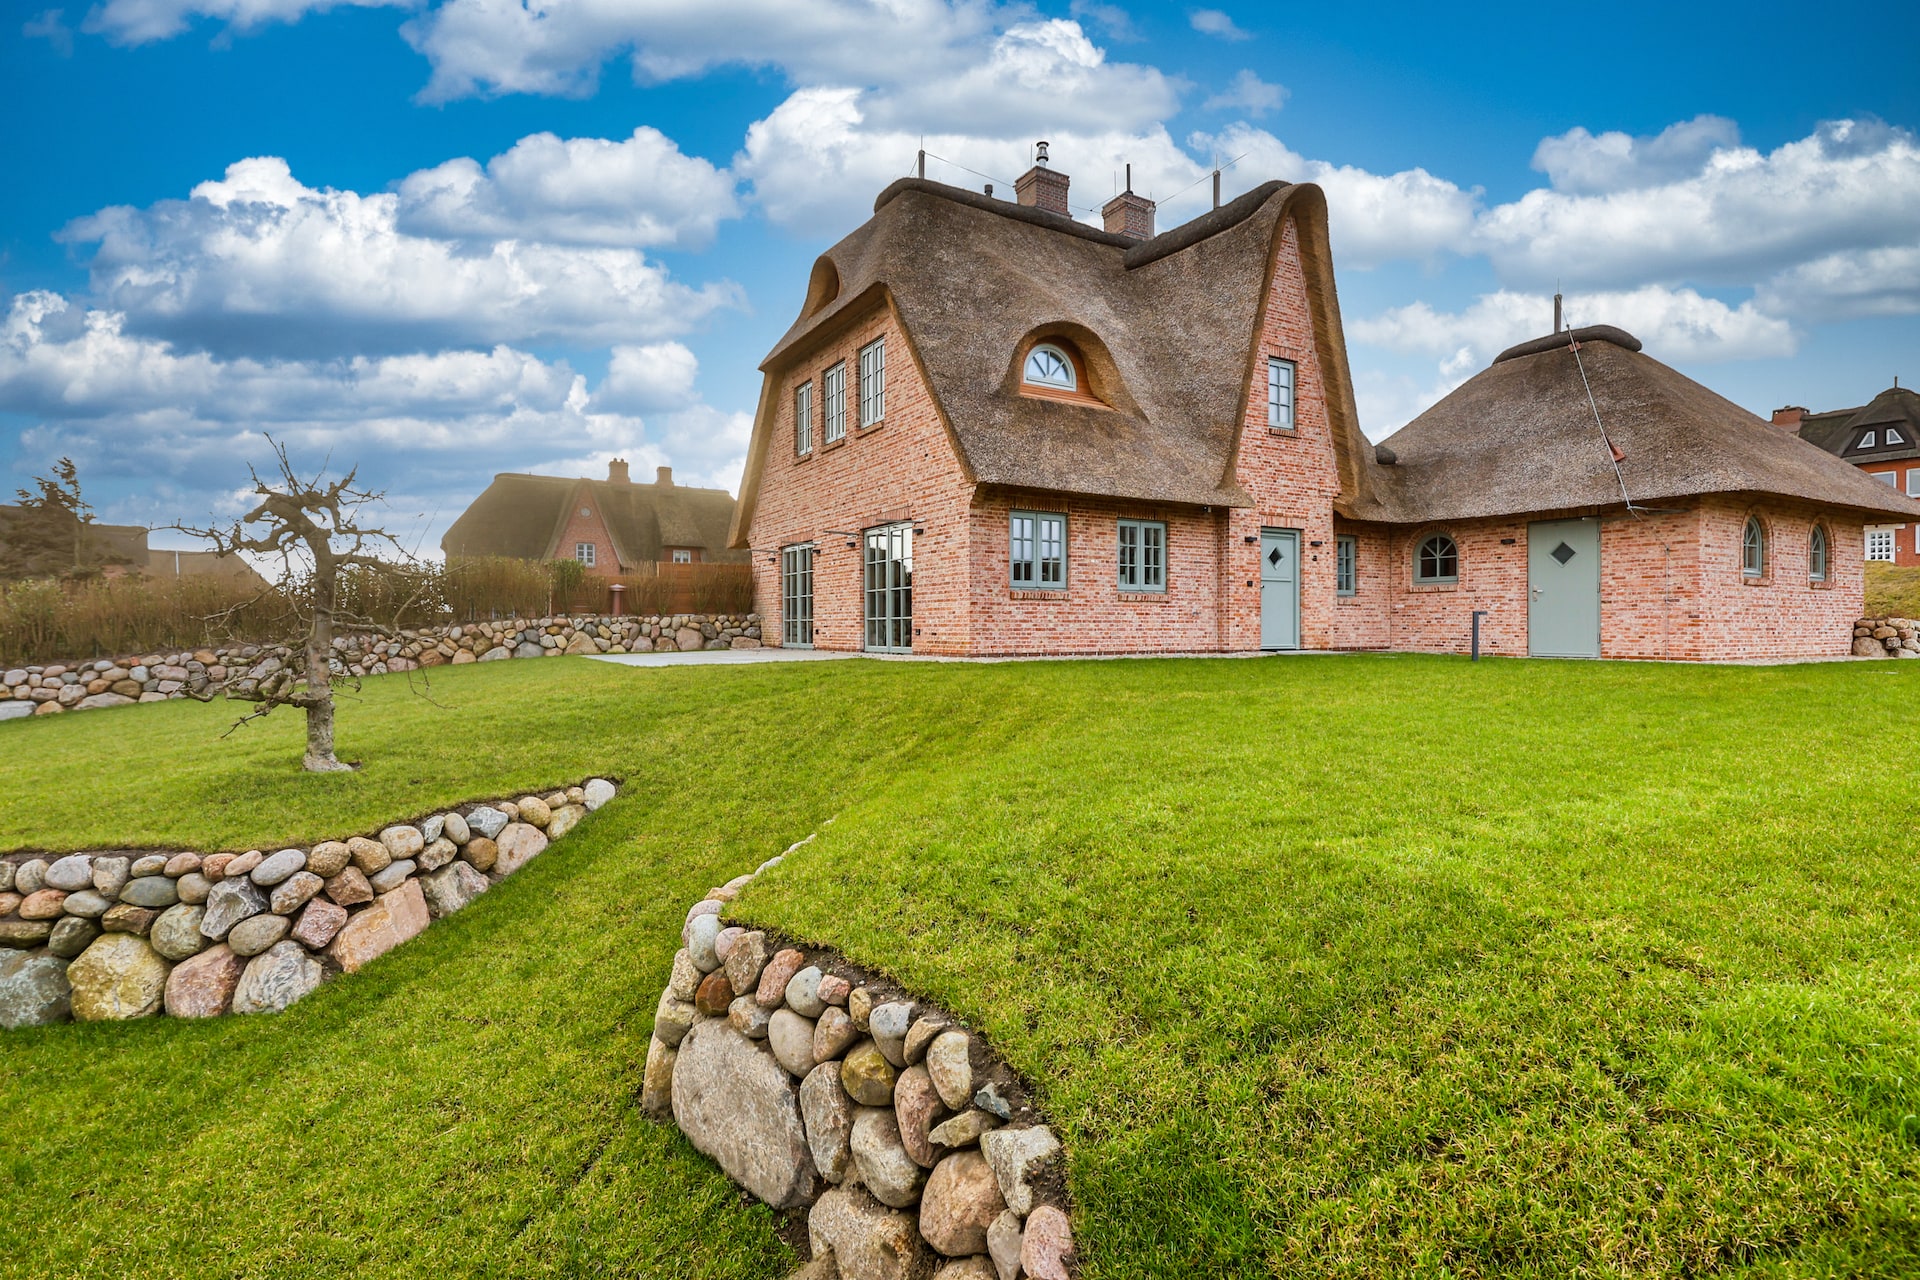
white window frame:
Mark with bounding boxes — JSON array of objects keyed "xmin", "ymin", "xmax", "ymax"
[
  {"xmin": 1010, "ymin": 510, "xmax": 1068, "ymax": 590},
  {"xmin": 794, "ymin": 380, "xmax": 813, "ymax": 456},
  {"xmin": 1808, "ymin": 525, "xmax": 1828, "ymax": 582},
  {"xmin": 1859, "ymin": 430, "xmax": 1878, "ymax": 449},
  {"xmin": 1907, "ymin": 469, "xmax": 1920, "ymax": 497},
  {"xmin": 1117, "ymin": 519, "xmax": 1166, "ymax": 592},
  {"xmin": 1024, "ymin": 344, "xmax": 1076, "ymax": 390},
  {"xmin": 1267, "ymin": 357, "xmax": 1296, "ymax": 431},
  {"xmin": 823, "ymin": 361, "xmax": 847, "ymax": 444},
  {"xmin": 1875, "ymin": 471, "xmax": 1898, "ymax": 487},
  {"xmin": 1889, "ymin": 428, "xmax": 1907, "ymax": 445},
  {"xmin": 575, "ymin": 542, "xmax": 596, "ymax": 567},
  {"xmin": 1742, "ymin": 517, "xmax": 1767, "ymax": 578},
  {"xmin": 670, "ymin": 549, "xmax": 693, "ymax": 565},
  {"xmin": 1866, "ymin": 528, "xmax": 1897, "ymax": 562},
  {"xmin": 858, "ymin": 338, "xmax": 885, "ymax": 429}
]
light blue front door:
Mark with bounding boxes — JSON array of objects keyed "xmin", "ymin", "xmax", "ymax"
[
  {"xmin": 1527, "ymin": 518, "xmax": 1601, "ymax": 657},
  {"xmin": 1260, "ymin": 528, "xmax": 1300, "ymax": 650}
]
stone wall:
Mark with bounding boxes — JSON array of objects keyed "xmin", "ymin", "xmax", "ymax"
[
  {"xmin": 646, "ymin": 849, "xmax": 1076, "ymax": 1280},
  {"xmin": 0, "ymin": 613, "xmax": 761, "ymax": 720},
  {"xmin": 0, "ymin": 778, "xmax": 617, "ymax": 1028},
  {"xmin": 1852, "ymin": 616, "xmax": 1920, "ymax": 657}
]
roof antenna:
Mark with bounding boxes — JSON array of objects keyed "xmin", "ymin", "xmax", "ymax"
[
  {"xmin": 916, "ymin": 146, "xmax": 925, "ymax": 180},
  {"xmin": 1553, "ymin": 291, "xmax": 1563, "ymax": 333},
  {"xmin": 1212, "ymin": 165, "xmax": 1221, "ymax": 210}
]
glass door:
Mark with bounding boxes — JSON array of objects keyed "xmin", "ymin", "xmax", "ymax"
[
  {"xmin": 780, "ymin": 545, "xmax": 814, "ymax": 647},
  {"xmin": 863, "ymin": 524, "xmax": 913, "ymax": 652}
]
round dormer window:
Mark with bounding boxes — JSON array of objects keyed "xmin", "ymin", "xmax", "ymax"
[
  {"xmin": 1023, "ymin": 344, "xmax": 1076, "ymax": 391},
  {"xmin": 580, "ymin": 507, "xmax": 592, "ymax": 518}
]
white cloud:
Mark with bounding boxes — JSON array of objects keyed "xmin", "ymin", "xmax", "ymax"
[
  {"xmin": 594, "ymin": 342, "xmax": 701, "ymax": 413},
  {"xmin": 1204, "ymin": 70, "xmax": 1286, "ymax": 117},
  {"xmin": 396, "ymin": 127, "xmax": 739, "ymax": 249},
  {"xmin": 1531, "ymin": 115, "xmax": 1741, "ymax": 194},
  {"xmin": 61, "ymin": 156, "xmax": 740, "ymax": 357},
  {"xmin": 1188, "ymin": 8, "xmax": 1248, "ymax": 40},
  {"xmin": 82, "ymin": 0, "xmax": 406, "ymax": 45},
  {"xmin": 1068, "ymin": 0, "xmax": 1138, "ymax": 42},
  {"xmin": 22, "ymin": 8, "xmax": 75, "ymax": 54},
  {"xmin": 1757, "ymin": 245, "xmax": 1920, "ymax": 321}
]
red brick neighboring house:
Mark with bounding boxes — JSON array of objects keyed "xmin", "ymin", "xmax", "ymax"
[
  {"xmin": 729, "ymin": 157, "xmax": 1920, "ymax": 659},
  {"xmin": 1784, "ymin": 386, "xmax": 1920, "ymax": 566},
  {"xmin": 443, "ymin": 461, "xmax": 747, "ymax": 574}
]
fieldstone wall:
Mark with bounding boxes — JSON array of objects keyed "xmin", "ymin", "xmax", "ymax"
[
  {"xmin": 645, "ymin": 848, "xmax": 1076, "ymax": 1280},
  {"xmin": 0, "ymin": 612, "xmax": 762, "ymax": 720},
  {"xmin": 0, "ymin": 778, "xmax": 617, "ymax": 1029},
  {"xmin": 1852, "ymin": 616, "xmax": 1920, "ymax": 658}
]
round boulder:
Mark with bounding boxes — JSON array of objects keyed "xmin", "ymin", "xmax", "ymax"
[
  {"xmin": 919, "ymin": 1150, "xmax": 1006, "ymax": 1256},
  {"xmin": 67, "ymin": 934, "xmax": 170, "ymax": 1020},
  {"xmin": 0, "ymin": 949, "xmax": 72, "ymax": 1028}
]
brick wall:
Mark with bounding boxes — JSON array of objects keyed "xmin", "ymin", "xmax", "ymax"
[
  {"xmin": 1687, "ymin": 496, "xmax": 1861, "ymax": 658},
  {"xmin": 1854, "ymin": 460, "xmax": 1919, "ymax": 565},
  {"xmin": 553, "ymin": 500, "xmax": 619, "ymax": 576}
]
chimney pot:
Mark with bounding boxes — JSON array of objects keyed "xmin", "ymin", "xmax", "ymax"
[
  {"xmin": 656, "ymin": 465, "xmax": 674, "ymax": 486},
  {"xmin": 608, "ymin": 458, "xmax": 630, "ymax": 483}
]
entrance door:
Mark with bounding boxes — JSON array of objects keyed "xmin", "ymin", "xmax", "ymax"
[
  {"xmin": 1259, "ymin": 528, "xmax": 1300, "ymax": 650},
  {"xmin": 863, "ymin": 524, "xmax": 913, "ymax": 652},
  {"xmin": 1527, "ymin": 518, "xmax": 1600, "ymax": 657}
]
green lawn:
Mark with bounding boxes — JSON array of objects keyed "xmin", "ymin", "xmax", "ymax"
[{"xmin": 3, "ymin": 653, "xmax": 1919, "ymax": 1278}]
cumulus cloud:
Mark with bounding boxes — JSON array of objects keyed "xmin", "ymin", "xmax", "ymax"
[
  {"xmin": 396, "ymin": 126, "xmax": 739, "ymax": 249},
  {"xmin": 1068, "ymin": 0, "xmax": 1138, "ymax": 42},
  {"xmin": 22, "ymin": 8, "xmax": 75, "ymax": 55},
  {"xmin": 1188, "ymin": 8, "xmax": 1249, "ymax": 40},
  {"xmin": 1757, "ymin": 245, "xmax": 1920, "ymax": 321},
  {"xmin": 1204, "ymin": 70, "xmax": 1286, "ymax": 117},
  {"xmin": 593, "ymin": 342, "xmax": 701, "ymax": 413},
  {"xmin": 1531, "ymin": 115, "xmax": 1741, "ymax": 194},
  {"xmin": 60, "ymin": 156, "xmax": 740, "ymax": 358},
  {"xmin": 83, "ymin": 0, "xmax": 406, "ymax": 45}
]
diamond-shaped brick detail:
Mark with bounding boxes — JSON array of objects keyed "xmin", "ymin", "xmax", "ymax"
[{"xmin": 1550, "ymin": 542, "xmax": 1576, "ymax": 565}]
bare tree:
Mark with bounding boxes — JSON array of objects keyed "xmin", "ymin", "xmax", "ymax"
[{"xmin": 179, "ymin": 441, "xmax": 424, "ymax": 772}]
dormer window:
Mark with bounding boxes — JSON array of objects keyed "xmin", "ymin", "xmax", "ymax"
[
  {"xmin": 1890, "ymin": 428, "xmax": 1907, "ymax": 445},
  {"xmin": 1024, "ymin": 344, "xmax": 1076, "ymax": 391},
  {"xmin": 1859, "ymin": 431, "xmax": 1877, "ymax": 449}
]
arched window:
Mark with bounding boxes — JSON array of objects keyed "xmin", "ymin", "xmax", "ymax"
[
  {"xmin": 1808, "ymin": 524, "xmax": 1828, "ymax": 582},
  {"xmin": 1023, "ymin": 344, "xmax": 1076, "ymax": 391},
  {"xmin": 1415, "ymin": 533, "xmax": 1458, "ymax": 584},
  {"xmin": 1742, "ymin": 516, "xmax": 1766, "ymax": 578}
]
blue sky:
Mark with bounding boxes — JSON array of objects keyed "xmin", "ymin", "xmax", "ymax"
[{"xmin": 3, "ymin": 0, "xmax": 1917, "ymax": 553}]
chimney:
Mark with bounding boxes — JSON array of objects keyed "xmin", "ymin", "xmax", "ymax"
[
  {"xmin": 607, "ymin": 458, "xmax": 630, "ymax": 484},
  {"xmin": 656, "ymin": 465, "xmax": 674, "ymax": 487},
  {"xmin": 1770, "ymin": 406, "xmax": 1807, "ymax": 431},
  {"xmin": 1015, "ymin": 140, "xmax": 1071, "ymax": 217},
  {"xmin": 1101, "ymin": 164, "xmax": 1155, "ymax": 241}
]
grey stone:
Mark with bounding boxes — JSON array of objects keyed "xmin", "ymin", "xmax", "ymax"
[
  {"xmin": 668, "ymin": 948, "xmax": 702, "ymax": 1000},
  {"xmin": 200, "ymin": 877, "xmax": 268, "ymax": 939},
  {"xmin": 118, "ymin": 876, "xmax": 180, "ymax": 909},
  {"xmin": 420, "ymin": 814, "xmax": 445, "ymax": 844},
  {"xmin": 0, "ymin": 949, "xmax": 71, "ymax": 1028},
  {"xmin": 928, "ymin": 1110, "xmax": 1000, "ymax": 1151},
  {"xmin": 641, "ymin": 1034, "xmax": 676, "ymax": 1119},
  {"xmin": 149, "ymin": 904, "xmax": 209, "ymax": 960},
  {"xmin": 687, "ymin": 913, "xmax": 723, "ymax": 973},
  {"xmin": 769, "ymin": 1007, "xmax": 818, "ymax": 1076},
  {"xmin": 420, "ymin": 861, "xmax": 489, "ymax": 917},
  {"xmin": 441, "ymin": 811, "xmax": 471, "ymax": 844},
  {"xmin": 583, "ymin": 778, "xmax": 616, "ymax": 810},
  {"xmin": 48, "ymin": 916, "xmax": 101, "ymax": 959},
  {"xmin": 231, "ymin": 940, "xmax": 325, "ymax": 1014},
  {"xmin": 807, "ymin": 1186, "xmax": 934, "ymax": 1280},
  {"xmin": 417, "ymin": 836, "xmax": 458, "ymax": 872},
  {"xmin": 655, "ymin": 988, "xmax": 698, "ymax": 1047},
  {"xmin": 130, "ymin": 855, "xmax": 168, "ymax": 878},
  {"xmin": 0, "ymin": 861, "xmax": 10, "ymax": 892},
  {"xmin": 870, "ymin": 1001, "xmax": 915, "ymax": 1068},
  {"xmin": 926, "ymin": 1031, "xmax": 975, "ymax": 1110},
  {"xmin": 0, "ymin": 701, "xmax": 32, "ymax": 721},
  {"xmin": 670, "ymin": 1018, "xmax": 820, "ymax": 1209},
  {"xmin": 801, "ymin": 1062, "xmax": 855, "ymax": 1184},
  {"xmin": 814, "ymin": 1005, "xmax": 858, "ymax": 1064},
  {"xmin": 973, "ymin": 1082, "xmax": 1014, "ymax": 1121},
  {"xmin": 269, "ymin": 871, "xmax": 324, "ymax": 915},
  {"xmin": 986, "ymin": 1209, "xmax": 1024, "ymax": 1280},
  {"xmin": 980, "ymin": 1126, "xmax": 1061, "ymax": 1217},
  {"xmin": 851, "ymin": 1106, "xmax": 926, "ymax": 1209},
  {"xmin": 546, "ymin": 804, "xmax": 584, "ymax": 840},
  {"xmin": 227, "ymin": 913, "xmax": 291, "ymax": 957},
  {"xmin": 368, "ymin": 859, "xmax": 416, "ymax": 893},
  {"xmin": 89, "ymin": 856, "xmax": 129, "ymax": 897},
  {"xmin": 478, "ymin": 646, "xmax": 512, "ymax": 661},
  {"xmin": 904, "ymin": 1016, "xmax": 948, "ymax": 1066},
  {"xmin": 175, "ymin": 872, "xmax": 213, "ymax": 905},
  {"xmin": 786, "ymin": 965, "xmax": 827, "ymax": 1017},
  {"xmin": 250, "ymin": 848, "xmax": 307, "ymax": 886},
  {"xmin": 465, "ymin": 806, "xmax": 507, "ymax": 839},
  {"xmin": 76, "ymin": 692, "xmax": 134, "ymax": 709},
  {"xmin": 44, "ymin": 855, "xmax": 94, "ymax": 892},
  {"xmin": 15, "ymin": 860, "xmax": 47, "ymax": 894},
  {"xmin": 514, "ymin": 641, "xmax": 545, "ymax": 658},
  {"xmin": 729, "ymin": 994, "xmax": 773, "ymax": 1039},
  {"xmin": 62, "ymin": 889, "xmax": 112, "ymax": 919}
]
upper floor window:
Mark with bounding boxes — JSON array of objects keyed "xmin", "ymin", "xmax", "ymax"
[
  {"xmin": 1858, "ymin": 430, "xmax": 1878, "ymax": 449},
  {"xmin": 575, "ymin": 542, "xmax": 596, "ymax": 567},
  {"xmin": 1890, "ymin": 428, "xmax": 1908, "ymax": 445},
  {"xmin": 1414, "ymin": 533, "xmax": 1457, "ymax": 584},
  {"xmin": 1742, "ymin": 516, "xmax": 1766, "ymax": 577},
  {"xmin": 1117, "ymin": 519, "xmax": 1165, "ymax": 592},
  {"xmin": 1808, "ymin": 525, "xmax": 1829, "ymax": 582},
  {"xmin": 1011, "ymin": 511, "xmax": 1067, "ymax": 589},
  {"xmin": 1267, "ymin": 357, "xmax": 1296, "ymax": 431},
  {"xmin": 794, "ymin": 380, "xmax": 813, "ymax": 456},
  {"xmin": 1336, "ymin": 535, "xmax": 1357, "ymax": 595},
  {"xmin": 859, "ymin": 338, "xmax": 886, "ymax": 428},
  {"xmin": 823, "ymin": 361, "xmax": 847, "ymax": 443},
  {"xmin": 1876, "ymin": 471, "xmax": 1898, "ymax": 487},
  {"xmin": 1908, "ymin": 469, "xmax": 1920, "ymax": 497},
  {"xmin": 1024, "ymin": 344, "xmax": 1076, "ymax": 391}
]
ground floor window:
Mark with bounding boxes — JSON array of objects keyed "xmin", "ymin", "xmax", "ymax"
[
  {"xmin": 781, "ymin": 545, "xmax": 814, "ymax": 646},
  {"xmin": 670, "ymin": 549, "xmax": 694, "ymax": 564},
  {"xmin": 864, "ymin": 523, "xmax": 912, "ymax": 651},
  {"xmin": 1414, "ymin": 533, "xmax": 1458, "ymax": 584},
  {"xmin": 1011, "ymin": 511, "xmax": 1067, "ymax": 589},
  {"xmin": 1336, "ymin": 535, "xmax": 1357, "ymax": 595},
  {"xmin": 1808, "ymin": 525, "xmax": 1828, "ymax": 582},
  {"xmin": 1117, "ymin": 519, "xmax": 1165, "ymax": 591},
  {"xmin": 1742, "ymin": 517, "xmax": 1768, "ymax": 577},
  {"xmin": 1867, "ymin": 528, "xmax": 1896, "ymax": 562}
]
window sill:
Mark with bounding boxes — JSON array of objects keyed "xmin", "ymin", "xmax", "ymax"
[
  {"xmin": 1118, "ymin": 591, "xmax": 1168, "ymax": 602},
  {"xmin": 1809, "ymin": 578, "xmax": 1832, "ymax": 590},
  {"xmin": 1740, "ymin": 575, "xmax": 1773, "ymax": 587},
  {"xmin": 1266, "ymin": 426, "xmax": 1297, "ymax": 436},
  {"xmin": 820, "ymin": 437, "xmax": 849, "ymax": 454},
  {"xmin": 1336, "ymin": 593, "xmax": 1360, "ymax": 604},
  {"xmin": 1009, "ymin": 589, "xmax": 1069, "ymax": 602},
  {"xmin": 1409, "ymin": 581, "xmax": 1458, "ymax": 592},
  {"xmin": 793, "ymin": 450, "xmax": 813, "ymax": 463},
  {"xmin": 858, "ymin": 420, "xmax": 884, "ymax": 433}
]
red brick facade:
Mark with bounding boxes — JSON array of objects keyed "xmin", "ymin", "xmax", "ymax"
[
  {"xmin": 554, "ymin": 502, "xmax": 620, "ymax": 576},
  {"xmin": 1853, "ymin": 460, "xmax": 1920, "ymax": 565}
]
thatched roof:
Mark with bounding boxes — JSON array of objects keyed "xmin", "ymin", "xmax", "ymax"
[
  {"xmin": 732, "ymin": 177, "xmax": 1377, "ymax": 545},
  {"xmin": 1357, "ymin": 327, "xmax": 1920, "ymax": 523},
  {"xmin": 443, "ymin": 473, "xmax": 747, "ymax": 565},
  {"xmin": 1797, "ymin": 385, "xmax": 1920, "ymax": 465}
]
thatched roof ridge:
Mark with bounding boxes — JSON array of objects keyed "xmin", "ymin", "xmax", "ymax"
[
  {"xmin": 1359, "ymin": 333, "xmax": 1920, "ymax": 524},
  {"xmin": 442, "ymin": 473, "xmax": 746, "ymax": 565},
  {"xmin": 1798, "ymin": 385, "xmax": 1920, "ymax": 464}
]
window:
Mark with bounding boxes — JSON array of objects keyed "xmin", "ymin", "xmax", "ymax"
[
  {"xmin": 1859, "ymin": 431, "xmax": 1878, "ymax": 449},
  {"xmin": 1010, "ymin": 511, "xmax": 1067, "ymax": 589},
  {"xmin": 1907, "ymin": 469, "xmax": 1920, "ymax": 497},
  {"xmin": 1808, "ymin": 525, "xmax": 1829, "ymax": 582},
  {"xmin": 794, "ymin": 380, "xmax": 813, "ymax": 455},
  {"xmin": 1867, "ymin": 529, "xmax": 1897, "ymax": 562},
  {"xmin": 1024, "ymin": 344, "xmax": 1076, "ymax": 390},
  {"xmin": 1336, "ymin": 535, "xmax": 1357, "ymax": 595},
  {"xmin": 1890, "ymin": 429, "xmax": 1907, "ymax": 445},
  {"xmin": 1267, "ymin": 357, "xmax": 1296, "ymax": 431},
  {"xmin": 858, "ymin": 338, "xmax": 886, "ymax": 428},
  {"xmin": 575, "ymin": 542, "xmax": 596, "ymax": 566},
  {"xmin": 1414, "ymin": 533, "xmax": 1457, "ymax": 584},
  {"xmin": 1876, "ymin": 471, "xmax": 1898, "ymax": 487},
  {"xmin": 823, "ymin": 361, "xmax": 847, "ymax": 443},
  {"xmin": 1742, "ymin": 516, "xmax": 1766, "ymax": 577},
  {"xmin": 671, "ymin": 549, "xmax": 693, "ymax": 565},
  {"xmin": 781, "ymin": 545, "xmax": 814, "ymax": 647},
  {"xmin": 1117, "ymin": 520, "xmax": 1166, "ymax": 591}
]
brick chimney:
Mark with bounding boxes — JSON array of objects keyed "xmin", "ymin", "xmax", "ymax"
[
  {"xmin": 656, "ymin": 465, "xmax": 674, "ymax": 487},
  {"xmin": 1015, "ymin": 140, "xmax": 1071, "ymax": 217},
  {"xmin": 1101, "ymin": 165, "xmax": 1155, "ymax": 241},
  {"xmin": 1770, "ymin": 406, "xmax": 1806, "ymax": 431},
  {"xmin": 607, "ymin": 458, "xmax": 630, "ymax": 483}
]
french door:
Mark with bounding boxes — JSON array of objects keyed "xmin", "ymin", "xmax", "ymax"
[
  {"xmin": 780, "ymin": 545, "xmax": 814, "ymax": 647},
  {"xmin": 863, "ymin": 523, "xmax": 913, "ymax": 652}
]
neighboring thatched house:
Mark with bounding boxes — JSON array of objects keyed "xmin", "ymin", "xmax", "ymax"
[
  {"xmin": 729, "ymin": 148, "xmax": 1920, "ymax": 659},
  {"xmin": 1781, "ymin": 385, "xmax": 1920, "ymax": 566},
  {"xmin": 442, "ymin": 461, "xmax": 747, "ymax": 575}
]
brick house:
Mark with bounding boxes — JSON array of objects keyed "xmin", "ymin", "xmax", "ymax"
[
  {"xmin": 443, "ymin": 461, "xmax": 747, "ymax": 575},
  {"xmin": 729, "ymin": 153, "xmax": 1920, "ymax": 659},
  {"xmin": 1783, "ymin": 386, "xmax": 1920, "ymax": 566}
]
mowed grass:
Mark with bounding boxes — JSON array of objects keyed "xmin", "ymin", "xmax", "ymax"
[{"xmin": 3, "ymin": 652, "xmax": 1919, "ymax": 1278}]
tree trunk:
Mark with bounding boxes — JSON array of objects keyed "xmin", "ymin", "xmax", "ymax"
[{"xmin": 302, "ymin": 551, "xmax": 352, "ymax": 772}]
